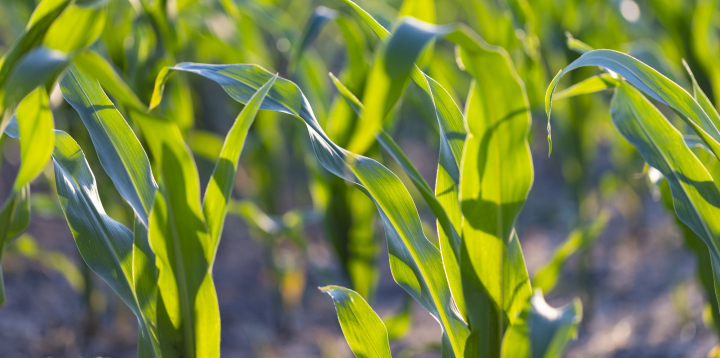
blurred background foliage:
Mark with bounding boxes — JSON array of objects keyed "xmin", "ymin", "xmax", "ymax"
[{"xmin": 0, "ymin": 0, "xmax": 719, "ymax": 356}]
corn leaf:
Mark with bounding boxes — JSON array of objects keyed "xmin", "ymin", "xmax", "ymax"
[
  {"xmin": 546, "ymin": 50, "xmax": 720, "ymax": 159},
  {"xmin": 151, "ymin": 63, "xmax": 469, "ymax": 356},
  {"xmin": 2, "ymin": 46, "xmax": 69, "ymax": 113},
  {"xmin": 0, "ymin": 0, "xmax": 71, "ymax": 109},
  {"xmin": 552, "ymin": 73, "xmax": 618, "ymax": 101},
  {"xmin": 133, "ymin": 112, "xmax": 220, "ymax": 358},
  {"xmin": 501, "ymin": 291, "xmax": 582, "ymax": 358},
  {"xmin": 13, "ymin": 88, "xmax": 54, "ymax": 190},
  {"xmin": 448, "ymin": 27, "xmax": 534, "ymax": 356},
  {"xmin": 348, "ymin": 18, "xmax": 447, "ymax": 155},
  {"xmin": 204, "ymin": 75, "xmax": 277, "ymax": 266},
  {"xmin": 43, "ymin": 3, "xmax": 106, "ymax": 53},
  {"xmin": 73, "ymin": 50, "xmax": 147, "ymax": 112},
  {"xmin": 321, "ymin": 285, "xmax": 392, "ymax": 358},
  {"xmin": 50, "ymin": 130, "xmax": 160, "ymax": 357},
  {"xmin": 60, "ymin": 66, "xmax": 157, "ymax": 225},
  {"xmin": 610, "ymin": 82, "xmax": 720, "ymax": 314}
]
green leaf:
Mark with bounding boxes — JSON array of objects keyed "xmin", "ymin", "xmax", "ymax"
[
  {"xmin": 203, "ymin": 75, "xmax": 277, "ymax": 266},
  {"xmin": 43, "ymin": 3, "xmax": 106, "ymax": 53},
  {"xmin": 13, "ymin": 88, "xmax": 54, "ymax": 190},
  {"xmin": 501, "ymin": 291, "xmax": 582, "ymax": 358},
  {"xmin": 0, "ymin": 0, "xmax": 71, "ymax": 109},
  {"xmin": 533, "ymin": 211, "xmax": 610, "ymax": 294},
  {"xmin": 60, "ymin": 65, "xmax": 157, "ymax": 226},
  {"xmin": 565, "ymin": 34, "xmax": 594, "ymax": 55},
  {"xmin": 132, "ymin": 112, "xmax": 220, "ymax": 358},
  {"xmin": 152, "ymin": 63, "xmax": 469, "ymax": 356},
  {"xmin": 73, "ymin": 50, "xmax": 147, "ymax": 112},
  {"xmin": 320, "ymin": 285, "xmax": 392, "ymax": 358},
  {"xmin": 552, "ymin": 73, "xmax": 618, "ymax": 101},
  {"xmin": 2, "ymin": 47, "xmax": 70, "ymax": 111},
  {"xmin": 610, "ymin": 82, "xmax": 720, "ymax": 315},
  {"xmin": 348, "ymin": 18, "xmax": 447, "ymax": 154},
  {"xmin": 450, "ymin": 27, "xmax": 534, "ymax": 356},
  {"xmin": 546, "ymin": 50, "xmax": 720, "ymax": 160},
  {"xmin": 50, "ymin": 130, "xmax": 160, "ymax": 357}
]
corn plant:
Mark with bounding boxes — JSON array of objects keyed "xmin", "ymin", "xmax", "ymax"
[
  {"xmin": 6, "ymin": 0, "xmax": 677, "ymax": 357},
  {"xmin": 547, "ymin": 48, "xmax": 720, "ymax": 349}
]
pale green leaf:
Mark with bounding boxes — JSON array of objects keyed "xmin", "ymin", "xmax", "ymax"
[
  {"xmin": 43, "ymin": 4, "xmax": 106, "ymax": 53},
  {"xmin": 450, "ymin": 27, "xmax": 534, "ymax": 356},
  {"xmin": 321, "ymin": 285, "xmax": 392, "ymax": 358},
  {"xmin": 133, "ymin": 112, "xmax": 220, "ymax": 358},
  {"xmin": 13, "ymin": 88, "xmax": 54, "ymax": 190}
]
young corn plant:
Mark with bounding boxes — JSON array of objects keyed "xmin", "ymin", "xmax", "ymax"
[
  {"xmin": 1, "ymin": 1, "xmax": 589, "ymax": 357},
  {"xmin": 547, "ymin": 49, "xmax": 720, "ymax": 352}
]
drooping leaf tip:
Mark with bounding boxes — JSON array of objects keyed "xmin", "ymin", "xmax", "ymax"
[{"xmin": 149, "ymin": 67, "xmax": 171, "ymax": 111}]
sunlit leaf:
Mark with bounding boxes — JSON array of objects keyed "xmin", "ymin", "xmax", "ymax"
[{"xmin": 321, "ymin": 285, "xmax": 392, "ymax": 358}]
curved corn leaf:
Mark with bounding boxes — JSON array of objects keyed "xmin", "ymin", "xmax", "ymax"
[
  {"xmin": 60, "ymin": 66, "xmax": 157, "ymax": 226},
  {"xmin": 533, "ymin": 211, "xmax": 610, "ymax": 294},
  {"xmin": 204, "ymin": 75, "xmax": 277, "ymax": 266},
  {"xmin": 546, "ymin": 50, "xmax": 720, "ymax": 159},
  {"xmin": 610, "ymin": 82, "xmax": 720, "ymax": 313},
  {"xmin": 0, "ymin": 0, "xmax": 71, "ymax": 109},
  {"xmin": 501, "ymin": 291, "xmax": 582, "ymax": 358},
  {"xmin": 321, "ymin": 285, "xmax": 391, "ymax": 358},
  {"xmin": 448, "ymin": 26, "xmax": 534, "ymax": 356},
  {"xmin": 151, "ymin": 63, "xmax": 469, "ymax": 356},
  {"xmin": 50, "ymin": 130, "xmax": 160, "ymax": 357},
  {"xmin": 682, "ymin": 59, "xmax": 720, "ymax": 129},
  {"xmin": 657, "ymin": 175, "xmax": 720, "ymax": 335},
  {"xmin": 13, "ymin": 88, "xmax": 54, "ymax": 190},
  {"xmin": 132, "ymin": 112, "xmax": 220, "ymax": 358},
  {"xmin": 73, "ymin": 50, "xmax": 147, "ymax": 112},
  {"xmin": 552, "ymin": 73, "xmax": 618, "ymax": 101},
  {"xmin": 2, "ymin": 47, "xmax": 70, "ymax": 112}
]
